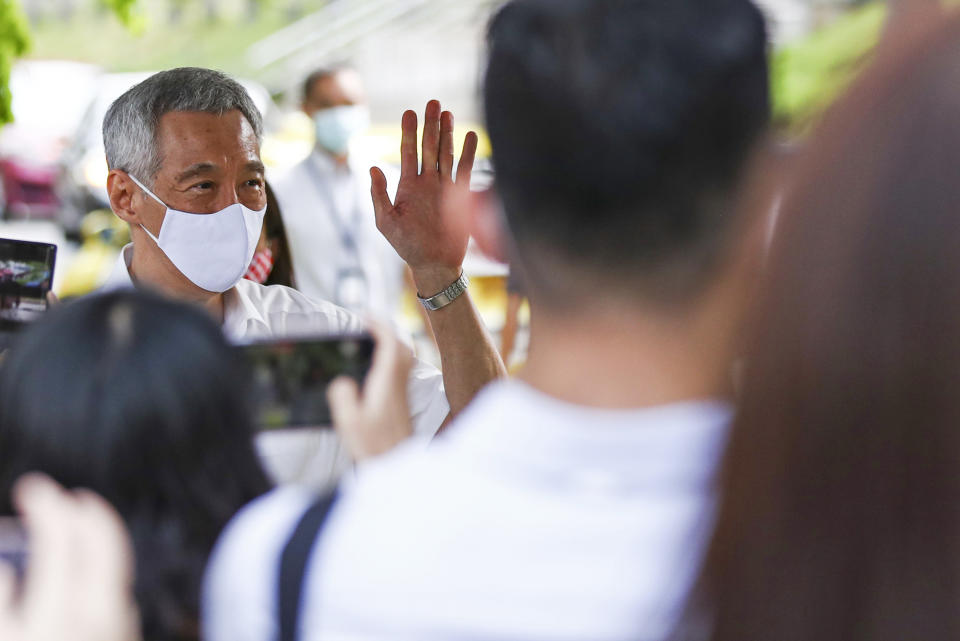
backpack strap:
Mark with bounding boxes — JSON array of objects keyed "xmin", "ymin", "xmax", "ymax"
[{"xmin": 277, "ymin": 489, "xmax": 339, "ymax": 641}]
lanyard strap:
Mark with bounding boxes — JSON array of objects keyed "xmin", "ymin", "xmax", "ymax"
[{"xmin": 303, "ymin": 154, "xmax": 364, "ymax": 257}]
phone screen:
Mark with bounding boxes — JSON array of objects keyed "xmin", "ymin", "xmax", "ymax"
[
  {"xmin": 0, "ymin": 238, "xmax": 57, "ymax": 333},
  {"xmin": 242, "ymin": 333, "xmax": 375, "ymax": 430}
]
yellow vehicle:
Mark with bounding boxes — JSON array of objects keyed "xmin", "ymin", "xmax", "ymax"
[{"xmin": 59, "ymin": 209, "xmax": 129, "ymax": 299}]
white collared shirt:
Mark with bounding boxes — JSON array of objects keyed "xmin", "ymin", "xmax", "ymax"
[
  {"xmin": 271, "ymin": 151, "xmax": 405, "ymax": 321},
  {"xmin": 102, "ymin": 244, "xmax": 449, "ymax": 488},
  {"xmin": 204, "ymin": 380, "xmax": 732, "ymax": 641}
]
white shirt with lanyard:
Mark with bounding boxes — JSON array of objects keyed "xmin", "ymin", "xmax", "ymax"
[{"xmin": 272, "ymin": 150, "xmax": 405, "ymax": 321}]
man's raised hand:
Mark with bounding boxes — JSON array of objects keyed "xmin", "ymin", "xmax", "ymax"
[{"xmin": 370, "ymin": 100, "xmax": 478, "ymax": 294}]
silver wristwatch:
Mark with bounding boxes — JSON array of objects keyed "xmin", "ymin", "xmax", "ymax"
[{"xmin": 417, "ymin": 271, "xmax": 469, "ymax": 311}]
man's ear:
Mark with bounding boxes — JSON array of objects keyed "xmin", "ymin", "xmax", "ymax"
[
  {"xmin": 107, "ymin": 170, "xmax": 141, "ymax": 224},
  {"xmin": 466, "ymin": 188, "xmax": 509, "ymax": 263}
]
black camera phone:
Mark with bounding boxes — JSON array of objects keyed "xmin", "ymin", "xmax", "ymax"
[
  {"xmin": 0, "ymin": 237, "xmax": 57, "ymax": 335},
  {"xmin": 241, "ymin": 333, "xmax": 375, "ymax": 430}
]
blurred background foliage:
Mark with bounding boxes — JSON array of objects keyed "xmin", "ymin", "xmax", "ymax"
[
  {"xmin": 3, "ymin": 0, "xmax": 946, "ymax": 133},
  {"xmin": 771, "ymin": 2, "xmax": 885, "ymax": 131},
  {"xmin": 0, "ymin": 1, "xmax": 31, "ymax": 124},
  {"xmin": 26, "ymin": 0, "xmax": 314, "ymax": 76}
]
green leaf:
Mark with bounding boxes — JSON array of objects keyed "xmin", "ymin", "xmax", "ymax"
[
  {"xmin": 99, "ymin": 0, "xmax": 146, "ymax": 34},
  {"xmin": 0, "ymin": 0, "xmax": 31, "ymax": 125}
]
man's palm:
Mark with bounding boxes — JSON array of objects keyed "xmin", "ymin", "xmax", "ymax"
[{"xmin": 371, "ymin": 100, "xmax": 478, "ymax": 273}]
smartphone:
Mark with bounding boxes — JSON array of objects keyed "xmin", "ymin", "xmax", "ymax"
[
  {"xmin": 241, "ymin": 333, "xmax": 375, "ymax": 429},
  {"xmin": 0, "ymin": 517, "xmax": 27, "ymax": 589},
  {"xmin": 0, "ymin": 238, "xmax": 57, "ymax": 334}
]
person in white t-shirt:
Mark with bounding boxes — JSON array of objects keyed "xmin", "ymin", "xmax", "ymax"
[
  {"xmin": 272, "ymin": 67, "xmax": 405, "ymax": 321},
  {"xmin": 203, "ymin": 1, "xmax": 774, "ymax": 639},
  {"xmin": 100, "ymin": 67, "xmax": 506, "ymax": 487}
]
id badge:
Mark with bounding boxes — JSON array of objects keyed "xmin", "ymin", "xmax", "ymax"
[{"xmin": 335, "ymin": 267, "xmax": 369, "ymax": 312}]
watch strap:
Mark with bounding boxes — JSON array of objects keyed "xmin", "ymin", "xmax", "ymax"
[{"xmin": 417, "ymin": 271, "xmax": 469, "ymax": 311}]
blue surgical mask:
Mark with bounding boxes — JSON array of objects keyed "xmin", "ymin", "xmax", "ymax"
[{"xmin": 313, "ymin": 105, "xmax": 370, "ymax": 156}]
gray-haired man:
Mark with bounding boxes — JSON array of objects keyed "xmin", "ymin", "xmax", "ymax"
[{"xmin": 101, "ymin": 68, "xmax": 505, "ymax": 485}]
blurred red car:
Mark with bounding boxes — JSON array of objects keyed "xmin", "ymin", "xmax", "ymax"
[{"xmin": 0, "ymin": 61, "xmax": 102, "ymax": 221}]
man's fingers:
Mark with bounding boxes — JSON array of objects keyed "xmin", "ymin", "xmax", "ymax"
[
  {"xmin": 370, "ymin": 167, "xmax": 392, "ymax": 226},
  {"xmin": 328, "ymin": 376, "xmax": 362, "ymax": 437},
  {"xmin": 439, "ymin": 111, "xmax": 455, "ymax": 180},
  {"xmin": 456, "ymin": 131, "xmax": 479, "ymax": 186},
  {"xmin": 400, "ymin": 110, "xmax": 419, "ymax": 178},
  {"xmin": 366, "ymin": 322, "xmax": 412, "ymax": 395},
  {"xmin": 421, "ymin": 100, "xmax": 442, "ymax": 176}
]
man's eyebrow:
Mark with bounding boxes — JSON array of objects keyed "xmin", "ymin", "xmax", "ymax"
[
  {"xmin": 245, "ymin": 160, "xmax": 266, "ymax": 175},
  {"xmin": 175, "ymin": 163, "xmax": 218, "ymax": 183}
]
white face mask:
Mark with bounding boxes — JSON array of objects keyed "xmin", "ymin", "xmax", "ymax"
[
  {"xmin": 128, "ymin": 174, "xmax": 266, "ymax": 293},
  {"xmin": 313, "ymin": 105, "xmax": 370, "ymax": 156}
]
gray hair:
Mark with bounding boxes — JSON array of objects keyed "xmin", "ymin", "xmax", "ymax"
[{"xmin": 103, "ymin": 67, "xmax": 264, "ymax": 185}]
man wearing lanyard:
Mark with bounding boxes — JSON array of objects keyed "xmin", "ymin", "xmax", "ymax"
[{"xmin": 272, "ymin": 67, "xmax": 405, "ymax": 321}]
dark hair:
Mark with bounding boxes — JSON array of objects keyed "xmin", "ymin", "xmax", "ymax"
[
  {"xmin": 302, "ymin": 65, "xmax": 351, "ymax": 104},
  {"xmin": 484, "ymin": 0, "xmax": 769, "ymax": 307},
  {"xmin": 263, "ymin": 181, "xmax": 296, "ymax": 288},
  {"xmin": 679, "ymin": 11, "xmax": 960, "ymax": 641},
  {"xmin": 0, "ymin": 290, "xmax": 271, "ymax": 641}
]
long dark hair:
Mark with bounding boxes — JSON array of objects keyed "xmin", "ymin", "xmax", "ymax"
[
  {"xmin": 263, "ymin": 180, "xmax": 296, "ymax": 288},
  {"xmin": 0, "ymin": 290, "xmax": 271, "ymax": 641},
  {"xmin": 680, "ymin": 10, "xmax": 960, "ymax": 641}
]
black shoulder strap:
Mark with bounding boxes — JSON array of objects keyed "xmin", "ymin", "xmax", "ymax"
[{"xmin": 277, "ymin": 489, "xmax": 339, "ymax": 641}]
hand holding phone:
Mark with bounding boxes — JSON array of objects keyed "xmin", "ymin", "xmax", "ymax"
[{"xmin": 327, "ymin": 322, "xmax": 416, "ymax": 460}]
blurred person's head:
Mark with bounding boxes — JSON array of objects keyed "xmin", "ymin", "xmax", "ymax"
[
  {"xmin": 481, "ymin": 0, "xmax": 770, "ymax": 313},
  {"xmin": 681, "ymin": 12, "xmax": 960, "ymax": 641},
  {"xmin": 0, "ymin": 290, "xmax": 271, "ymax": 641},
  {"xmin": 301, "ymin": 66, "xmax": 369, "ymax": 160},
  {"xmin": 103, "ymin": 67, "xmax": 268, "ymax": 300}
]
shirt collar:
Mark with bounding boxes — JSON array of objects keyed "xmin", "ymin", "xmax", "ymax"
[
  {"xmin": 442, "ymin": 380, "xmax": 733, "ymax": 492},
  {"xmin": 222, "ymin": 281, "xmax": 271, "ymax": 340},
  {"xmin": 102, "ymin": 244, "xmax": 136, "ymax": 290},
  {"xmin": 103, "ymin": 244, "xmax": 264, "ymax": 341}
]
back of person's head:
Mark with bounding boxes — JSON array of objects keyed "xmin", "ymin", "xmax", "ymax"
[
  {"xmin": 679, "ymin": 11, "xmax": 960, "ymax": 641},
  {"xmin": 484, "ymin": 0, "xmax": 770, "ymax": 308},
  {"xmin": 0, "ymin": 290, "xmax": 270, "ymax": 641}
]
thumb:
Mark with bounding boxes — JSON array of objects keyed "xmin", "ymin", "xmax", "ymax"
[
  {"xmin": 370, "ymin": 167, "xmax": 392, "ymax": 225},
  {"xmin": 328, "ymin": 376, "xmax": 362, "ymax": 436}
]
